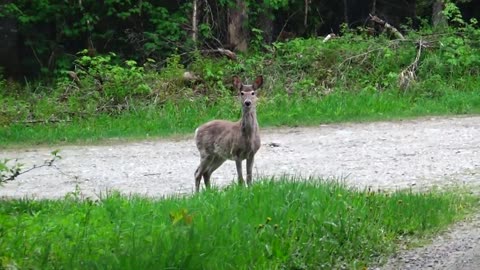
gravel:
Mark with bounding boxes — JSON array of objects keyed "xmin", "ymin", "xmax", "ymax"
[{"xmin": 1, "ymin": 115, "xmax": 479, "ymax": 268}]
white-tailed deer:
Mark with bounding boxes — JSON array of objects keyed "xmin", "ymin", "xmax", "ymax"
[{"xmin": 194, "ymin": 75, "xmax": 263, "ymax": 192}]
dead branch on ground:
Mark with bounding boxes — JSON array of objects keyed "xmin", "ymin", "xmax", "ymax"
[
  {"xmin": 0, "ymin": 150, "xmax": 61, "ymax": 184},
  {"xmin": 14, "ymin": 118, "xmax": 72, "ymax": 125},
  {"xmin": 399, "ymin": 40, "xmax": 425, "ymax": 91},
  {"xmin": 203, "ymin": 48, "xmax": 237, "ymax": 60},
  {"xmin": 369, "ymin": 14, "xmax": 405, "ymax": 40},
  {"xmin": 323, "ymin": 33, "xmax": 337, "ymax": 43},
  {"xmin": 180, "ymin": 48, "xmax": 237, "ymax": 60}
]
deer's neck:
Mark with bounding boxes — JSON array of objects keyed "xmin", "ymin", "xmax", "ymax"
[{"xmin": 240, "ymin": 109, "xmax": 258, "ymax": 136}]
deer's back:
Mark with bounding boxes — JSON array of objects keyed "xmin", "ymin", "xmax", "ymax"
[{"xmin": 195, "ymin": 120, "xmax": 260, "ymax": 160}]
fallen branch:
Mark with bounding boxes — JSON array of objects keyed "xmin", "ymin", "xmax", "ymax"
[
  {"xmin": 0, "ymin": 150, "xmax": 61, "ymax": 184},
  {"xmin": 338, "ymin": 47, "xmax": 385, "ymax": 68},
  {"xmin": 67, "ymin": 71, "xmax": 82, "ymax": 88},
  {"xmin": 200, "ymin": 48, "xmax": 237, "ymax": 60},
  {"xmin": 337, "ymin": 37, "xmax": 419, "ymax": 69},
  {"xmin": 178, "ymin": 48, "xmax": 237, "ymax": 61},
  {"xmin": 14, "ymin": 118, "xmax": 72, "ymax": 125},
  {"xmin": 369, "ymin": 14, "xmax": 405, "ymax": 40},
  {"xmin": 323, "ymin": 33, "xmax": 337, "ymax": 43},
  {"xmin": 399, "ymin": 40, "xmax": 425, "ymax": 91}
]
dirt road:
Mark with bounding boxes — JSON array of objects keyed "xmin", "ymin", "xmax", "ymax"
[
  {"xmin": 2, "ymin": 116, "xmax": 478, "ymax": 198},
  {"xmin": 1, "ymin": 115, "xmax": 479, "ymax": 269}
]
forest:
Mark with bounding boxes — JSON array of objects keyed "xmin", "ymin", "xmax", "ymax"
[{"xmin": 1, "ymin": 0, "xmax": 479, "ymax": 79}]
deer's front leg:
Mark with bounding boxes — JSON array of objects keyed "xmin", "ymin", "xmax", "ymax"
[
  {"xmin": 235, "ymin": 160, "xmax": 245, "ymax": 185},
  {"xmin": 246, "ymin": 156, "xmax": 254, "ymax": 186}
]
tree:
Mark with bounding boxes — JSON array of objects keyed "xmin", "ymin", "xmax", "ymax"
[
  {"xmin": 228, "ymin": 0, "xmax": 248, "ymax": 52},
  {"xmin": 432, "ymin": 0, "xmax": 447, "ymax": 28},
  {"xmin": 0, "ymin": 14, "xmax": 20, "ymax": 79}
]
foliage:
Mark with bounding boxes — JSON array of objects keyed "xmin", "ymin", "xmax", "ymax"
[
  {"xmin": 0, "ymin": 179, "xmax": 476, "ymax": 269},
  {"xmin": 0, "ymin": 159, "xmax": 23, "ymax": 185},
  {"xmin": 0, "ymin": 0, "xmax": 190, "ymax": 75},
  {"xmin": 74, "ymin": 51, "xmax": 151, "ymax": 101},
  {"xmin": 2, "ymin": 0, "xmax": 478, "ymax": 79}
]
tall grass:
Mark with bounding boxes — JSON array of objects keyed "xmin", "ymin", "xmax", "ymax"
[
  {"xmin": 1, "ymin": 87, "xmax": 479, "ymax": 147},
  {"xmin": 0, "ymin": 178, "xmax": 476, "ymax": 269}
]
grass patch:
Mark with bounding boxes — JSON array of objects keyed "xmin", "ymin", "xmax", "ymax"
[
  {"xmin": 0, "ymin": 178, "xmax": 477, "ymax": 269},
  {"xmin": 1, "ymin": 88, "xmax": 479, "ymax": 148}
]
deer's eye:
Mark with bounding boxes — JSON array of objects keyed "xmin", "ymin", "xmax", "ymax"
[
  {"xmin": 251, "ymin": 91, "xmax": 255, "ymax": 95},
  {"xmin": 241, "ymin": 92, "xmax": 244, "ymax": 96}
]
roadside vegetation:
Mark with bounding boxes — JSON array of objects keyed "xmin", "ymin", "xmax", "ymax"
[
  {"xmin": 1, "ymin": 4, "xmax": 480, "ymax": 147},
  {"xmin": 0, "ymin": 178, "xmax": 477, "ymax": 269}
]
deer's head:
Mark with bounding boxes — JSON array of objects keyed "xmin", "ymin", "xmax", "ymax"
[{"xmin": 233, "ymin": 75, "xmax": 263, "ymax": 112}]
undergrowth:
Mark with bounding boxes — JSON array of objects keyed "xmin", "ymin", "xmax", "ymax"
[{"xmin": 0, "ymin": 178, "xmax": 477, "ymax": 269}]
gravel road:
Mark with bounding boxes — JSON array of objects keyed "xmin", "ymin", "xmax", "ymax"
[{"xmin": 1, "ymin": 115, "xmax": 479, "ymax": 269}]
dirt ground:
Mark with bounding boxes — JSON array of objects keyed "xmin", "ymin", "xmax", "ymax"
[{"xmin": 1, "ymin": 115, "xmax": 479, "ymax": 269}]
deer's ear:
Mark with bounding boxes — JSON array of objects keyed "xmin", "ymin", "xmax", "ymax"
[
  {"xmin": 253, "ymin": 75, "xmax": 263, "ymax": 89},
  {"xmin": 233, "ymin": 76, "xmax": 242, "ymax": 90}
]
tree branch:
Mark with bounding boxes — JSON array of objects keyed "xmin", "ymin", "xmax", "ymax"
[
  {"xmin": 399, "ymin": 40, "xmax": 425, "ymax": 91},
  {"xmin": 369, "ymin": 14, "xmax": 405, "ymax": 40},
  {"xmin": 0, "ymin": 151, "xmax": 61, "ymax": 184}
]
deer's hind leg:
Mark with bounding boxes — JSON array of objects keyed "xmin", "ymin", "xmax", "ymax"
[
  {"xmin": 203, "ymin": 157, "xmax": 225, "ymax": 189},
  {"xmin": 195, "ymin": 156, "xmax": 225, "ymax": 192},
  {"xmin": 195, "ymin": 157, "xmax": 208, "ymax": 192}
]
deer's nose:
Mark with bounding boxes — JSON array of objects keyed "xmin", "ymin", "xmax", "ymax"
[{"xmin": 244, "ymin": 100, "xmax": 252, "ymax": 107}]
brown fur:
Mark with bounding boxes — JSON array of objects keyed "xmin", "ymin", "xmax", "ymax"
[{"xmin": 194, "ymin": 75, "xmax": 263, "ymax": 192}]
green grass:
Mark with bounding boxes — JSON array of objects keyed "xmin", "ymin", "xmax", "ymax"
[
  {"xmin": 1, "ymin": 88, "xmax": 479, "ymax": 148},
  {"xmin": 0, "ymin": 178, "xmax": 477, "ymax": 269}
]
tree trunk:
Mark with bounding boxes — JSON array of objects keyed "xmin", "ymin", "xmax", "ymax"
[
  {"xmin": 343, "ymin": 0, "xmax": 349, "ymax": 25},
  {"xmin": 304, "ymin": 0, "xmax": 309, "ymax": 27},
  {"xmin": 192, "ymin": 0, "xmax": 199, "ymax": 44},
  {"xmin": 258, "ymin": 4, "xmax": 273, "ymax": 44},
  {"xmin": 432, "ymin": 0, "xmax": 447, "ymax": 28},
  {"xmin": 0, "ymin": 16, "xmax": 21, "ymax": 79},
  {"xmin": 228, "ymin": 0, "xmax": 248, "ymax": 52}
]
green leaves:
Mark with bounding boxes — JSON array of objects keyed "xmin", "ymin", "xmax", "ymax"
[
  {"xmin": 169, "ymin": 208, "xmax": 194, "ymax": 225},
  {"xmin": 263, "ymin": 0, "xmax": 290, "ymax": 10},
  {"xmin": 0, "ymin": 159, "xmax": 23, "ymax": 185},
  {"xmin": 443, "ymin": 2, "xmax": 466, "ymax": 26}
]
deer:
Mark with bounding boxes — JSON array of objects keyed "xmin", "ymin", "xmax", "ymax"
[{"xmin": 194, "ymin": 75, "xmax": 263, "ymax": 192}]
